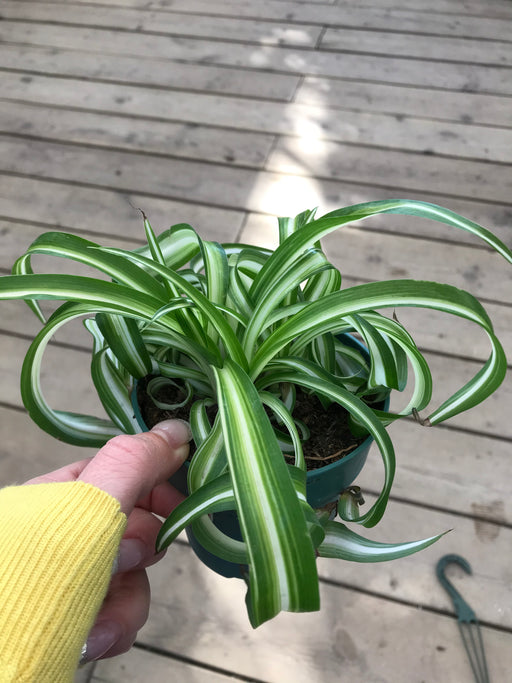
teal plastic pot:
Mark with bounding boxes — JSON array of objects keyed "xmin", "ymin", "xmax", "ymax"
[{"xmin": 132, "ymin": 335, "xmax": 389, "ymax": 578}]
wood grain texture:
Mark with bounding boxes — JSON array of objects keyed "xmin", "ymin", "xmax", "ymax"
[
  {"xmin": 92, "ymin": 647, "xmax": 246, "ymax": 682},
  {"xmin": 14, "ymin": 0, "xmax": 512, "ymax": 32},
  {"xmin": 0, "ymin": 43, "xmax": 300, "ymax": 100},
  {"xmin": 2, "ymin": 21, "xmax": 512, "ymax": 93},
  {"xmin": 3, "ymin": 72, "xmax": 510, "ymax": 165},
  {"xmin": 136, "ymin": 543, "xmax": 512, "ymax": 683},
  {"xmin": 296, "ymin": 77, "xmax": 512, "ymax": 128}
]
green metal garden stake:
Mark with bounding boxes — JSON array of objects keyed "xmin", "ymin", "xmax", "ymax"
[{"xmin": 436, "ymin": 554, "xmax": 490, "ymax": 683}]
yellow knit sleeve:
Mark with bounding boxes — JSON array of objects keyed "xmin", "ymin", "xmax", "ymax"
[{"xmin": 0, "ymin": 481, "xmax": 127, "ymax": 683}]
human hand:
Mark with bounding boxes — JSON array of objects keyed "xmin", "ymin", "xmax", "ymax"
[{"xmin": 25, "ymin": 419, "xmax": 191, "ymax": 662}]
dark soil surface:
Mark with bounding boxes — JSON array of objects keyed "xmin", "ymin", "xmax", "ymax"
[
  {"xmin": 289, "ymin": 387, "xmax": 365, "ymax": 469},
  {"xmin": 136, "ymin": 375, "xmax": 364, "ymax": 470}
]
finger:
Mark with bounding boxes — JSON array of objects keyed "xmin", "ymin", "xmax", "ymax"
[
  {"xmin": 116, "ymin": 479, "xmax": 186, "ymax": 572},
  {"xmin": 116, "ymin": 507, "xmax": 166, "ymax": 573},
  {"xmin": 24, "ymin": 458, "xmax": 93, "ymax": 485},
  {"xmin": 78, "ymin": 420, "xmax": 192, "ymax": 514},
  {"xmin": 135, "ymin": 479, "xmax": 186, "ymax": 518},
  {"xmin": 84, "ymin": 570, "xmax": 150, "ymax": 661}
]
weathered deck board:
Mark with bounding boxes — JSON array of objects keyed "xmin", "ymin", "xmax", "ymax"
[
  {"xmin": 2, "ymin": 21, "xmax": 512, "ymax": 93},
  {"xmin": 0, "ymin": 176, "xmax": 245, "ymax": 241},
  {"xmin": 295, "ymin": 77, "xmax": 512, "ymax": 128},
  {"xmin": 0, "ymin": 405, "xmax": 96, "ymax": 484},
  {"xmin": 1, "ymin": 2, "xmax": 324, "ymax": 48},
  {"xmin": 4, "ymin": 41, "xmax": 512, "ymax": 130},
  {"xmin": 3, "ymin": 135, "xmax": 512, "ymax": 219},
  {"xmin": 3, "ymin": 74, "xmax": 511, "ymax": 164},
  {"xmin": 320, "ymin": 27, "xmax": 512, "ymax": 66},
  {"xmin": 0, "ymin": 44, "xmax": 300, "ymax": 101},
  {"xmin": 7, "ymin": 0, "xmax": 512, "ymax": 54},
  {"xmin": 316, "ymin": 493, "xmax": 512, "ymax": 628},
  {"xmin": 3, "ymin": 171, "xmax": 511, "ymax": 252},
  {"xmin": 15, "ymin": 0, "xmax": 512, "ymax": 33},
  {"xmin": 269, "ymin": 136, "xmax": 512, "ymax": 192},
  {"xmin": 0, "ymin": 101, "xmax": 276, "ymax": 168},
  {"xmin": 137, "ymin": 544, "xmax": 512, "ymax": 683},
  {"xmin": 2, "ymin": 135, "xmax": 511, "ymax": 224},
  {"xmin": 361, "ymin": 419, "xmax": 512, "ymax": 524},
  {"xmin": 1, "ymin": 0, "xmax": 511, "ymax": 680},
  {"xmin": 339, "ymin": 0, "xmax": 511, "ymax": 14},
  {"xmin": 19, "ymin": 0, "xmax": 512, "ymax": 13},
  {"xmin": 90, "ymin": 647, "xmax": 247, "ymax": 682}
]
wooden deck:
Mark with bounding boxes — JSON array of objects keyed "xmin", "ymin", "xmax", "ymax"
[{"xmin": 1, "ymin": 0, "xmax": 511, "ymax": 680}]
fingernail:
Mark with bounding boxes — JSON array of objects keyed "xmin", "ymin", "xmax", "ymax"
[
  {"xmin": 116, "ymin": 538, "xmax": 145, "ymax": 573},
  {"xmin": 177, "ymin": 443, "xmax": 192, "ymax": 463},
  {"xmin": 152, "ymin": 419, "xmax": 193, "ymax": 448},
  {"xmin": 84, "ymin": 620, "xmax": 123, "ymax": 661}
]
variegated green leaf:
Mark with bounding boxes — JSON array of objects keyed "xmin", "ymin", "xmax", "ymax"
[
  {"xmin": 190, "ymin": 516, "xmax": 248, "ymax": 564},
  {"xmin": 302, "ymin": 266, "xmax": 342, "ymax": 302},
  {"xmin": 213, "ymin": 360, "xmax": 318, "ymax": 627},
  {"xmin": 251, "ymin": 280, "xmax": 504, "ymax": 426},
  {"xmin": 20, "ymin": 303, "xmax": 124, "ymax": 446},
  {"xmin": 198, "ymin": 239, "xmax": 229, "ymax": 308},
  {"xmin": 256, "ymin": 357, "xmax": 395, "ymax": 527},
  {"xmin": 250, "ymin": 199, "xmax": 512, "ymax": 304},
  {"xmin": 353, "ymin": 312, "xmax": 432, "ymax": 420},
  {"xmin": 187, "ymin": 412, "xmax": 227, "ymax": 492},
  {"xmin": 242, "ymin": 247, "xmax": 334, "ymax": 358},
  {"xmin": 146, "ymin": 377, "xmax": 193, "ymax": 409},
  {"xmin": 13, "ymin": 231, "xmax": 167, "ymax": 300},
  {"xmin": 158, "ymin": 465, "xmax": 313, "ymax": 565},
  {"xmin": 96, "ymin": 313, "xmax": 154, "ymax": 379},
  {"xmin": 259, "ymin": 391, "xmax": 305, "ymax": 471},
  {"xmin": 135, "ymin": 223, "xmax": 200, "ymax": 270},
  {"xmin": 97, "ymin": 247, "xmax": 249, "ymax": 371},
  {"xmin": 156, "ymin": 359, "xmax": 212, "ymax": 397},
  {"xmin": 278, "ymin": 208, "xmax": 317, "ymax": 244},
  {"xmin": 318, "ymin": 520, "xmax": 446, "ymax": 562},
  {"xmin": 157, "ymin": 472, "xmax": 237, "ymax": 550},
  {"xmin": 197, "ymin": 238, "xmax": 230, "ymax": 344},
  {"xmin": 346, "ymin": 314, "xmax": 405, "ymax": 391},
  {"xmin": 140, "ymin": 217, "xmax": 214, "ymax": 345},
  {"xmin": 85, "ymin": 319, "xmax": 142, "ymax": 434},
  {"xmin": 0, "ymin": 276, "xmax": 207, "ymax": 445}
]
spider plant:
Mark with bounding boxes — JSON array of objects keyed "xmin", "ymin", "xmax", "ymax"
[{"xmin": 1, "ymin": 199, "xmax": 510, "ymax": 628}]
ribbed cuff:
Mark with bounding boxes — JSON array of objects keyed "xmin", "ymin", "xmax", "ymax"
[{"xmin": 0, "ymin": 481, "xmax": 126, "ymax": 682}]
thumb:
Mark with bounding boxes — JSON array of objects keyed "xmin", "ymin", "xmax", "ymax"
[{"xmin": 78, "ymin": 420, "xmax": 191, "ymax": 514}]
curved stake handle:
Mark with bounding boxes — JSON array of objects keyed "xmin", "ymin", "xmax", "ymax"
[{"xmin": 436, "ymin": 554, "xmax": 490, "ymax": 683}]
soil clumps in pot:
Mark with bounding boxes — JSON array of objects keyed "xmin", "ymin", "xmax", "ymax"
[{"xmin": 136, "ymin": 376, "xmax": 364, "ymax": 469}]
